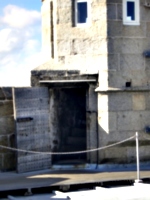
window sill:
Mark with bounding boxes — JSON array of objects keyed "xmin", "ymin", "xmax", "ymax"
[
  {"xmin": 123, "ymin": 22, "xmax": 140, "ymax": 26},
  {"xmin": 75, "ymin": 23, "xmax": 91, "ymax": 27}
]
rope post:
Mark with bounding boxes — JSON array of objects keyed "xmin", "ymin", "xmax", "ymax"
[{"xmin": 134, "ymin": 132, "xmax": 143, "ymax": 184}]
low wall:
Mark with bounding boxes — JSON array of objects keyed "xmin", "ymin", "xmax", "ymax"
[{"xmin": 0, "ymin": 87, "xmax": 15, "ymax": 171}]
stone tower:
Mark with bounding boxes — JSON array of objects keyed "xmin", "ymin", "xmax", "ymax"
[{"xmin": 30, "ymin": 0, "xmax": 150, "ymax": 167}]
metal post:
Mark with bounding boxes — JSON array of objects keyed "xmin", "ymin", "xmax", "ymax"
[{"xmin": 134, "ymin": 132, "xmax": 142, "ymax": 184}]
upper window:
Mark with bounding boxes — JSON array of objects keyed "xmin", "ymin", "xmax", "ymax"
[
  {"xmin": 123, "ymin": 0, "xmax": 140, "ymax": 25},
  {"xmin": 75, "ymin": 0, "xmax": 90, "ymax": 26}
]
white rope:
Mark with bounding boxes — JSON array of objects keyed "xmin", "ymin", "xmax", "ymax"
[{"xmin": 0, "ymin": 135, "xmax": 135, "ymax": 155}]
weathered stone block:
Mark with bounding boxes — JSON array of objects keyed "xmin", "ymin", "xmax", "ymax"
[
  {"xmin": 107, "ymin": 3, "xmax": 117, "ymax": 20},
  {"xmin": 57, "ymin": 39, "xmax": 71, "ymax": 56},
  {"xmin": 65, "ymin": 54, "xmax": 100, "ymax": 73},
  {"xmin": 9, "ymin": 134, "xmax": 15, "ymax": 147},
  {"xmin": 108, "ymin": 71, "xmax": 126, "ymax": 88},
  {"xmin": 86, "ymin": 112, "xmax": 97, "ymax": 163},
  {"xmin": 108, "ymin": 38, "xmax": 147, "ymax": 54},
  {"xmin": 98, "ymin": 94, "xmax": 108, "ymax": 112},
  {"xmin": 108, "ymin": 21, "xmax": 146, "ymax": 37},
  {"xmin": 138, "ymin": 110, "xmax": 150, "ymax": 128},
  {"xmin": 87, "ymin": 84, "xmax": 97, "ymax": 112},
  {"xmin": 93, "ymin": 0, "xmax": 107, "ymax": 5},
  {"xmin": 146, "ymin": 22, "xmax": 150, "ymax": 37},
  {"xmin": 126, "ymin": 147, "xmax": 136, "ymax": 163},
  {"xmin": 92, "ymin": 4, "xmax": 107, "ymax": 21},
  {"xmin": 2, "ymin": 153, "xmax": 16, "ymax": 171},
  {"xmin": 0, "ymin": 88, "xmax": 12, "ymax": 100},
  {"xmin": 73, "ymin": 38, "xmax": 107, "ymax": 55},
  {"xmin": 57, "ymin": 0, "xmax": 72, "ymax": 8},
  {"xmin": 0, "ymin": 117, "xmax": 15, "ymax": 135},
  {"xmin": 0, "ymin": 100, "xmax": 13, "ymax": 116},
  {"xmin": 117, "ymin": 111, "xmax": 146, "ymax": 131},
  {"xmin": 98, "ymin": 70, "xmax": 108, "ymax": 88},
  {"xmin": 117, "ymin": 3, "xmax": 122, "ymax": 20},
  {"xmin": 145, "ymin": 69, "xmax": 150, "ymax": 86},
  {"xmin": 130, "ymin": 70, "xmax": 147, "ymax": 86},
  {"xmin": 145, "ymin": 57, "xmax": 150, "ymax": 70},
  {"xmin": 120, "ymin": 54, "xmax": 145, "ymax": 71},
  {"xmin": 123, "ymin": 23, "xmax": 146, "ymax": 37},
  {"xmin": 140, "ymin": 6, "xmax": 150, "ymax": 21},
  {"xmin": 108, "ymin": 21, "xmax": 122, "ymax": 37},
  {"xmin": 109, "ymin": 92, "xmax": 132, "ymax": 111},
  {"xmin": 0, "ymin": 89, "xmax": 5, "ymax": 100},
  {"xmin": 114, "ymin": 69, "xmax": 147, "ymax": 87},
  {"xmin": 57, "ymin": 8, "xmax": 71, "ymax": 24},
  {"xmin": 57, "ymin": 20, "xmax": 107, "ymax": 40},
  {"xmin": 0, "ymin": 136, "xmax": 9, "ymax": 153},
  {"xmin": 98, "ymin": 112, "xmax": 109, "ymax": 134},
  {"xmin": 108, "ymin": 54, "xmax": 119, "ymax": 70},
  {"xmin": 103, "ymin": 147, "xmax": 127, "ymax": 163},
  {"xmin": 145, "ymin": 92, "xmax": 150, "ymax": 109},
  {"xmin": 132, "ymin": 93, "xmax": 146, "ymax": 111},
  {"xmin": 137, "ymin": 146, "xmax": 150, "ymax": 162},
  {"xmin": 108, "ymin": 112, "xmax": 117, "ymax": 132},
  {"xmin": 107, "ymin": 0, "xmax": 122, "ymax": 3},
  {"xmin": 0, "ymin": 154, "xmax": 3, "ymax": 171}
]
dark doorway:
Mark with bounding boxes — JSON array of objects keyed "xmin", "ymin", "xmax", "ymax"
[{"xmin": 53, "ymin": 87, "xmax": 87, "ymax": 165}]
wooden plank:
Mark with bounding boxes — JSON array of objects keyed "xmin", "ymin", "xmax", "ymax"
[{"xmin": 13, "ymin": 87, "xmax": 51, "ymax": 173}]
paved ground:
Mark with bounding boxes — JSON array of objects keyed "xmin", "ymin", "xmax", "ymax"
[
  {"xmin": 1, "ymin": 169, "xmax": 150, "ymax": 192},
  {"xmin": 5, "ymin": 183, "xmax": 150, "ymax": 200}
]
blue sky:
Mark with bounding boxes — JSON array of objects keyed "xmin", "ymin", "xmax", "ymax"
[{"xmin": 0, "ymin": 0, "xmax": 43, "ymax": 86}]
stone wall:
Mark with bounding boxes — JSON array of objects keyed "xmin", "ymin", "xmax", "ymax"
[
  {"xmin": 98, "ymin": 89, "xmax": 150, "ymax": 164},
  {"xmin": 0, "ymin": 88, "xmax": 15, "ymax": 171},
  {"xmin": 95, "ymin": 0, "xmax": 150, "ymax": 164},
  {"xmin": 41, "ymin": 0, "xmax": 107, "ymax": 74},
  {"xmin": 107, "ymin": 0, "xmax": 150, "ymax": 88},
  {"xmin": 33, "ymin": 0, "xmax": 150, "ymax": 167}
]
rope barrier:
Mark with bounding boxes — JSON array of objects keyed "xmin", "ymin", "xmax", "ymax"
[{"xmin": 0, "ymin": 135, "xmax": 136, "ymax": 155}]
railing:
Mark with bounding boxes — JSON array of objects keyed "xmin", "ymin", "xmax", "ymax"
[{"xmin": 0, "ymin": 132, "xmax": 146, "ymax": 183}]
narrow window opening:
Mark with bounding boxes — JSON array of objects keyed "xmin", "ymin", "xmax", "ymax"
[
  {"xmin": 75, "ymin": 0, "xmax": 90, "ymax": 26},
  {"xmin": 77, "ymin": 2, "xmax": 87, "ymax": 23},
  {"xmin": 123, "ymin": 0, "xmax": 139, "ymax": 25},
  {"xmin": 127, "ymin": 1, "xmax": 135, "ymax": 20}
]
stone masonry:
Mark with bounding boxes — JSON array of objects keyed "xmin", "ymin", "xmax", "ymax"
[
  {"xmin": 2, "ymin": 0, "xmax": 150, "ymax": 172},
  {"xmin": 0, "ymin": 88, "xmax": 15, "ymax": 171},
  {"xmin": 97, "ymin": 0, "xmax": 150, "ymax": 164},
  {"xmin": 31, "ymin": 0, "xmax": 150, "ymax": 167}
]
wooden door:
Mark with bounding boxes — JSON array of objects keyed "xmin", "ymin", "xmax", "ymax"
[{"xmin": 13, "ymin": 87, "xmax": 51, "ymax": 173}]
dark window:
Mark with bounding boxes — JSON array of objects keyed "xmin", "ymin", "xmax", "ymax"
[
  {"xmin": 127, "ymin": 1, "xmax": 135, "ymax": 20},
  {"xmin": 77, "ymin": 2, "xmax": 87, "ymax": 23}
]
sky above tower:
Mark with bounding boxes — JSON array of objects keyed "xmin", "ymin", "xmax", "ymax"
[{"xmin": 0, "ymin": 0, "xmax": 43, "ymax": 86}]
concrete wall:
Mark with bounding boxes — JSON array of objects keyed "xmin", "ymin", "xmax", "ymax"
[{"xmin": 0, "ymin": 88, "xmax": 15, "ymax": 171}]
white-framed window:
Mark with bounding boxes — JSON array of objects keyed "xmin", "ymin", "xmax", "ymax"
[
  {"xmin": 75, "ymin": 0, "xmax": 91, "ymax": 27},
  {"xmin": 123, "ymin": 0, "xmax": 140, "ymax": 25}
]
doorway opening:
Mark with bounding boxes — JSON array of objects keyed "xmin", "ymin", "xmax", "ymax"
[{"xmin": 52, "ymin": 87, "xmax": 87, "ymax": 165}]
